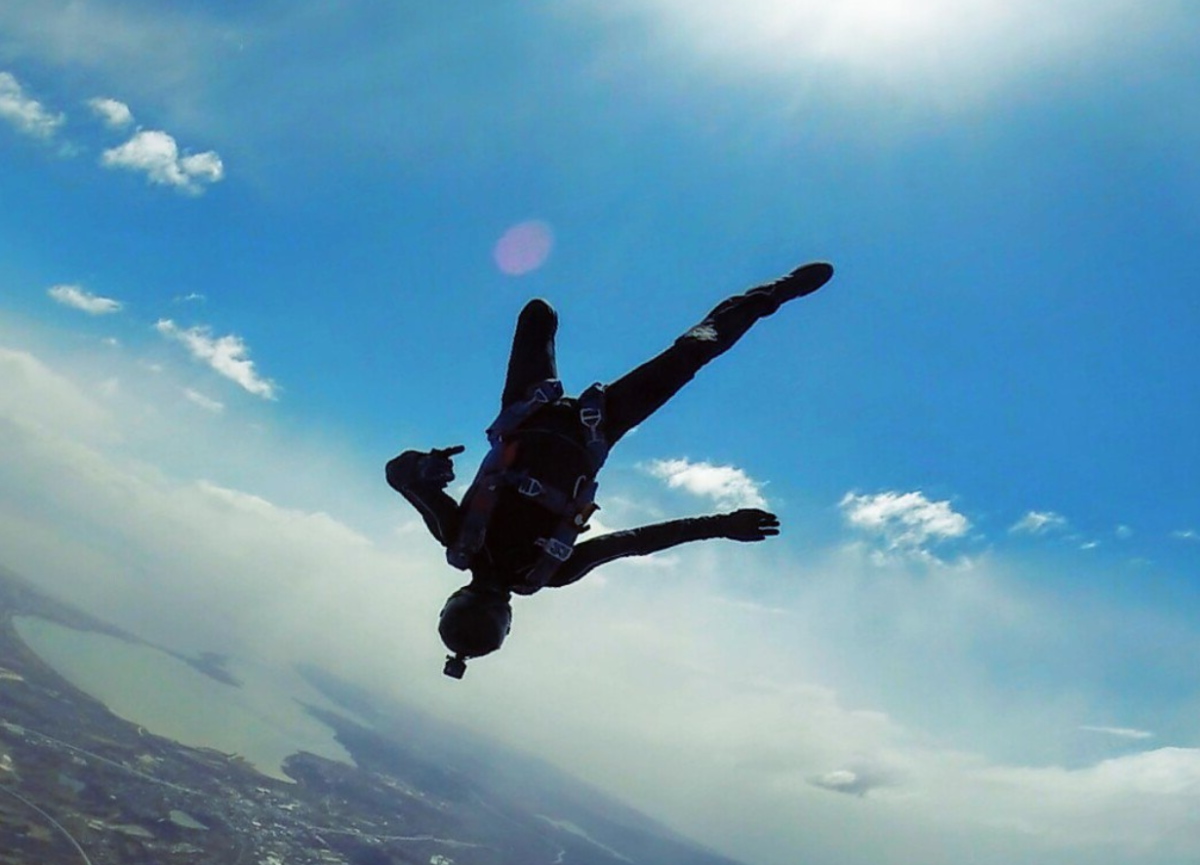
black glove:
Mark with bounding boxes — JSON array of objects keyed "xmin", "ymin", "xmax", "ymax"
[
  {"xmin": 720, "ymin": 508, "xmax": 780, "ymax": 542},
  {"xmin": 418, "ymin": 445, "xmax": 465, "ymax": 487}
]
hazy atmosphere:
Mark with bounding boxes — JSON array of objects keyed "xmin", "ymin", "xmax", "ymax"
[{"xmin": 2, "ymin": 2, "xmax": 1199, "ymax": 864}]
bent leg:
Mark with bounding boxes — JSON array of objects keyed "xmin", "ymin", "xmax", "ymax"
[
  {"xmin": 501, "ymin": 298, "xmax": 559, "ymax": 408},
  {"xmin": 603, "ymin": 262, "xmax": 832, "ymax": 443}
]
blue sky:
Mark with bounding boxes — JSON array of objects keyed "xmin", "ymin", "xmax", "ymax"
[{"xmin": 2, "ymin": 2, "xmax": 1199, "ymax": 863}]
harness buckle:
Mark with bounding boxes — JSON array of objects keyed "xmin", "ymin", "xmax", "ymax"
[
  {"xmin": 517, "ymin": 476, "xmax": 543, "ymax": 497},
  {"xmin": 579, "ymin": 406, "xmax": 603, "ymax": 442},
  {"xmin": 536, "ymin": 537, "xmax": 574, "ymax": 562}
]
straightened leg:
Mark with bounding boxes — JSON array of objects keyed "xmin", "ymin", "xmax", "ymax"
[{"xmin": 501, "ymin": 298, "xmax": 559, "ymax": 408}]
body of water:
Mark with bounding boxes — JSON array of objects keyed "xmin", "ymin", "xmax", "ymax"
[{"xmin": 13, "ymin": 616, "xmax": 356, "ymax": 781}]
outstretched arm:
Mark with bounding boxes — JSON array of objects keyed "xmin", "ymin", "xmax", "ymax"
[
  {"xmin": 385, "ymin": 446, "xmax": 465, "ymax": 547},
  {"xmin": 549, "ymin": 508, "xmax": 779, "ymax": 588}
]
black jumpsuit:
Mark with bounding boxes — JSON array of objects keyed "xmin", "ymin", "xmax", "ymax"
[{"xmin": 387, "ymin": 263, "xmax": 831, "ymax": 592}]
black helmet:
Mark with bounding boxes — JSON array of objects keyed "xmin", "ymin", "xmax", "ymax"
[{"xmin": 438, "ymin": 587, "xmax": 512, "ymax": 675}]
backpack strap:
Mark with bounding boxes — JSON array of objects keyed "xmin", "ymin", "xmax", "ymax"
[
  {"xmin": 577, "ymin": 382, "xmax": 609, "ymax": 471},
  {"xmin": 448, "ymin": 380, "xmax": 611, "ymax": 585},
  {"xmin": 446, "ymin": 440, "xmax": 516, "ymax": 569},
  {"xmin": 447, "ymin": 379, "xmax": 561, "ymax": 570},
  {"xmin": 515, "ymin": 384, "xmax": 609, "ymax": 592},
  {"xmin": 486, "ymin": 379, "xmax": 564, "ymax": 445}
]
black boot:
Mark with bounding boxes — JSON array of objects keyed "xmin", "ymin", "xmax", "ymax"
[
  {"xmin": 743, "ymin": 261, "xmax": 834, "ymax": 315},
  {"xmin": 681, "ymin": 261, "xmax": 834, "ymax": 348}
]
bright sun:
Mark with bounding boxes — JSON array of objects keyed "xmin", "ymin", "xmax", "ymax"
[
  {"xmin": 660, "ymin": 0, "xmax": 1007, "ymax": 69},
  {"xmin": 622, "ymin": 0, "xmax": 1135, "ymax": 102}
]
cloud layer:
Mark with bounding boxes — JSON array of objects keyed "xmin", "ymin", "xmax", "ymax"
[{"xmin": 4, "ymin": 333, "xmax": 1199, "ymax": 865}]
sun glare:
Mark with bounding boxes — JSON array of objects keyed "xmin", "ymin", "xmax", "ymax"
[
  {"xmin": 620, "ymin": 0, "xmax": 1142, "ymax": 102},
  {"xmin": 816, "ymin": 0, "xmax": 950, "ymax": 49},
  {"xmin": 671, "ymin": 0, "xmax": 1009, "ymax": 68}
]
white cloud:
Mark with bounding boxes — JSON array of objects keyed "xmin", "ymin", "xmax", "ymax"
[
  {"xmin": 1115, "ymin": 524, "xmax": 1133, "ymax": 540},
  {"xmin": 809, "ymin": 766, "xmax": 892, "ymax": 797},
  {"xmin": 184, "ymin": 388, "xmax": 224, "ymax": 413},
  {"xmin": 155, "ymin": 319, "xmax": 276, "ymax": 399},
  {"xmin": 1171, "ymin": 529, "xmax": 1198, "ymax": 543},
  {"xmin": 101, "ymin": 129, "xmax": 223, "ymax": 194},
  {"xmin": 840, "ymin": 490, "xmax": 970, "ymax": 554},
  {"xmin": 1010, "ymin": 510, "xmax": 1069, "ymax": 535},
  {"xmin": 87, "ymin": 96, "xmax": 133, "ymax": 128},
  {"xmin": 47, "ymin": 284, "xmax": 123, "ymax": 315},
  {"xmin": 643, "ymin": 457, "xmax": 767, "ymax": 509},
  {"xmin": 0, "ymin": 71, "xmax": 65, "ymax": 139},
  {"xmin": 1080, "ymin": 725, "xmax": 1154, "ymax": 740},
  {"xmin": 2, "ymin": 71, "xmax": 219, "ymax": 193}
]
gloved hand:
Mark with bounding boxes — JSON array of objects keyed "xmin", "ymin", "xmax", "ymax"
[
  {"xmin": 720, "ymin": 508, "xmax": 780, "ymax": 542},
  {"xmin": 418, "ymin": 445, "xmax": 465, "ymax": 487}
]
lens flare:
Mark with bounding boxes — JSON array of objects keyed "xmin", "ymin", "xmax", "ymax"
[{"xmin": 494, "ymin": 220, "xmax": 554, "ymax": 276}]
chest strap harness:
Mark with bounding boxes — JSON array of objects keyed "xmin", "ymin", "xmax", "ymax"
[{"xmin": 447, "ymin": 379, "xmax": 609, "ymax": 592}]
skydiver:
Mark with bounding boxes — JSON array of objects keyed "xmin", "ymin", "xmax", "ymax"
[{"xmin": 387, "ymin": 261, "xmax": 834, "ymax": 678}]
